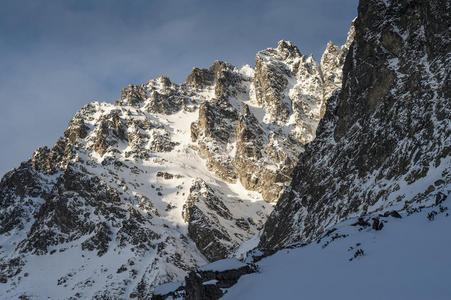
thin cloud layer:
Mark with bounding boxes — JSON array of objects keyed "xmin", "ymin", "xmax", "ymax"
[{"xmin": 0, "ymin": 0, "xmax": 357, "ymax": 176}]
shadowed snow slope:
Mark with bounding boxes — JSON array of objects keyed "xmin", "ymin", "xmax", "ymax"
[{"xmin": 224, "ymin": 196, "xmax": 451, "ymax": 300}]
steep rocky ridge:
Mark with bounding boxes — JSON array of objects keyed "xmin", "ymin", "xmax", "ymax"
[
  {"xmin": 192, "ymin": 33, "xmax": 354, "ymax": 202},
  {"xmin": 0, "ymin": 31, "xmax": 353, "ymax": 298},
  {"xmin": 260, "ymin": 0, "xmax": 450, "ymax": 249}
]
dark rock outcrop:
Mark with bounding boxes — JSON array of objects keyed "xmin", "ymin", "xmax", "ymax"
[
  {"xmin": 182, "ymin": 180, "xmax": 234, "ymax": 261},
  {"xmin": 152, "ymin": 259, "xmax": 257, "ymax": 300},
  {"xmin": 182, "ymin": 179, "xmax": 268, "ymax": 262},
  {"xmin": 184, "ymin": 264, "xmax": 256, "ymax": 300}
]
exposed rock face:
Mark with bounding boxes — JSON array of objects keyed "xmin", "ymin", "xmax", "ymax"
[
  {"xmin": 183, "ymin": 180, "xmax": 234, "ymax": 261},
  {"xmin": 186, "ymin": 67, "xmax": 214, "ymax": 89},
  {"xmin": 183, "ymin": 263, "xmax": 256, "ymax": 300},
  {"xmin": 260, "ymin": 0, "xmax": 450, "ymax": 249},
  {"xmin": 321, "ymin": 20, "xmax": 355, "ymax": 115},
  {"xmin": 192, "ymin": 96, "xmax": 239, "ymax": 183},
  {"xmin": 182, "ymin": 179, "xmax": 268, "ymax": 262},
  {"xmin": 152, "ymin": 258, "xmax": 257, "ymax": 300},
  {"xmin": 254, "ymin": 41, "xmax": 298, "ymax": 123},
  {"xmin": 192, "ymin": 34, "xmax": 354, "ymax": 202}
]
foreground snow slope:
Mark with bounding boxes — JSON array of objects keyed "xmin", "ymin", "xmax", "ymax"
[{"xmin": 224, "ymin": 196, "xmax": 451, "ymax": 300}]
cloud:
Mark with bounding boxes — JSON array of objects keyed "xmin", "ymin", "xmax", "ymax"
[{"xmin": 0, "ymin": 0, "xmax": 358, "ymax": 176}]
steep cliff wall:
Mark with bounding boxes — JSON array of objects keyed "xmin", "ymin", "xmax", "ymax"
[{"xmin": 260, "ymin": 0, "xmax": 450, "ymax": 249}]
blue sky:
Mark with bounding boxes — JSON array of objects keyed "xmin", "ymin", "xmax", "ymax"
[{"xmin": 0, "ymin": 0, "xmax": 357, "ymax": 176}]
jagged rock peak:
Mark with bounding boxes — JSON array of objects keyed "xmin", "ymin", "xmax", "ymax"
[
  {"xmin": 276, "ymin": 40, "xmax": 302, "ymax": 59},
  {"xmin": 343, "ymin": 17, "xmax": 356, "ymax": 49},
  {"xmin": 320, "ymin": 19, "xmax": 355, "ymax": 109},
  {"xmin": 185, "ymin": 60, "xmax": 235, "ymax": 89},
  {"xmin": 186, "ymin": 67, "xmax": 214, "ymax": 88},
  {"xmin": 321, "ymin": 18, "xmax": 355, "ymax": 67}
]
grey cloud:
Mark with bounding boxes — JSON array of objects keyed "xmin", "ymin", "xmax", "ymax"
[{"xmin": 0, "ymin": 0, "xmax": 358, "ymax": 176}]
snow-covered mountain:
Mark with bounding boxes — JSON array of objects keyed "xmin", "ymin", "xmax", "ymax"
[
  {"xmin": 0, "ymin": 25, "xmax": 352, "ymax": 298},
  {"xmin": 1, "ymin": 0, "xmax": 449, "ymax": 298},
  {"xmin": 152, "ymin": 0, "xmax": 450, "ymax": 299}
]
